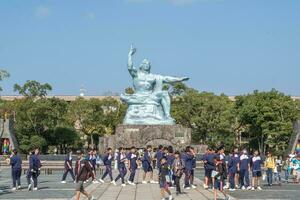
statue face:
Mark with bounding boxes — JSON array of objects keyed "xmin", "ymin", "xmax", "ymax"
[{"xmin": 139, "ymin": 59, "xmax": 151, "ymax": 72}]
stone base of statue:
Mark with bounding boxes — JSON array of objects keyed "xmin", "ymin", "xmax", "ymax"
[{"xmin": 99, "ymin": 124, "xmax": 191, "ymax": 152}]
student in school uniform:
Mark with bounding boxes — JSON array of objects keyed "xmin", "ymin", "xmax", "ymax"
[
  {"xmin": 203, "ymin": 147, "xmax": 216, "ymax": 189},
  {"xmin": 159, "ymin": 157, "xmax": 173, "ymax": 200},
  {"xmin": 239, "ymin": 149, "xmax": 251, "ymax": 190},
  {"xmin": 142, "ymin": 145, "xmax": 155, "ymax": 184},
  {"xmin": 87, "ymin": 149, "xmax": 99, "ymax": 184},
  {"xmin": 227, "ymin": 148, "xmax": 240, "ymax": 191},
  {"xmin": 99, "ymin": 147, "xmax": 114, "ymax": 183},
  {"xmin": 61, "ymin": 151, "xmax": 75, "ymax": 183},
  {"xmin": 155, "ymin": 145, "xmax": 165, "ymax": 174},
  {"xmin": 112, "ymin": 147, "xmax": 127, "ymax": 186},
  {"xmin": 251, "ymin": 150, "xmax": 263, "ymax": 190},
  {"xmin": 172, "ymin": 151, "xmax": 184, "ymax": 196},
  {"xmin": 127, "ymin": 146, "xmax": 138, "ymax": 185},
  {"xmin": 190, "ymin": 147, "xmax": 197, "ymax": 189},
  {"xmin": 10, "ymin": 149, "xmax": 22, "ymax": 190},
  {"xmin": 182, "ymin": 146, "xmax": 195, "ymax": 190},
  {"xmin": 166, "ymin": 146, "xmax": 175, "ymax": 188},
  {"xmin": 213, "ymin": 156, "xmax": 229, "ymax": 200},
  {"xmin": 27, "ymin": 148, "xmax": 41, "ymax": 191},
  {"xmin": 74, "ymin": 150, "xmax": 95, "ymax": 200}
]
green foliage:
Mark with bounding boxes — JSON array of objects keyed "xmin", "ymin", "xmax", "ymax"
[
  {"xmin": 0, "ymin": 69, "xmax": 10, "ymax": 91},
  {"xmin": 171, "ymin": 86, "xmax": 236, "ymax": 149},
  {"xmin": 8, "ymin": 97, "xmax": 69, "ymax": 152},
  {"xmin": 235, "ymin": 89, "xmax": 298, "ymax": 154},
  {"xmin": 67, "ymin": 97, "xmax": 125, "ymax": 137},
  {"xmin": 125, "ymin": 87, "xmax": 134, "ymax": 95},
  {"xmin": 14, "ymin": 80, "xmax": 52, "ymax": 98}
]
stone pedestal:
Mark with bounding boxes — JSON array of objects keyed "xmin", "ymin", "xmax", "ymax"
[{"xmin": 99, "ymin": 124, "xmax": 191, "ymax": 152}]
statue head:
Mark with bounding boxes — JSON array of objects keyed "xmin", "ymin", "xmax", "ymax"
[{"xmin": 139, "ymin": 59, "xmax": 151, "ymax": 73}]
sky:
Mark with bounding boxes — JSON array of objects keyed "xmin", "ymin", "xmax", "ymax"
[{"xmin": 0, "ymin": 0, "xmax": 299, "ymax": 96}]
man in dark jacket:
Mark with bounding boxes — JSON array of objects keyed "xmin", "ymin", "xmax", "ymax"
[
  {"xmin": 61, "ymin": 151, "xmax": 75, "ymax": 183},
  {"xmin": 10, "ymin": 149, "xmax": 22, "ymax": 190},
  {"xmin": 74, "ymin": 150, "xmax": 95, "ymax": 200}
]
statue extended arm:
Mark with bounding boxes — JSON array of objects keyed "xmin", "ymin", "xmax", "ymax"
[
  {"xmin": 162, "ymin": 76, "xmax": 189, "ymax": 84},
  {"xmin": 128, "ymin": 45, "xmax": 137, "ymax": 77}
]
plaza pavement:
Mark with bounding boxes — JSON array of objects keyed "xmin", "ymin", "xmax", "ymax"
[
  {"xmin": 0, "ymin": 168, "xmax": 229, "ymax": 200},
  {"xmin": 1, "ymin": 168, "xmax": 300, "ymax": 200}
]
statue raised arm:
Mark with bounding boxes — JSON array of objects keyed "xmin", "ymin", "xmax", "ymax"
[{"xmin": 127, "ymin": 45, "xmax": 137, "ymax": 78}]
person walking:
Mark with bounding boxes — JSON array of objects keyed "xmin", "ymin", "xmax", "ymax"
[
  {"xmin": 61, "ymin": 151, "xmax": 75, "ymax": 183},
  {"xmin": 265, "ymin": 152, "xmax": 275, "ymax": 187},
  {"xmin": 27, "ymin": 148, "xmax": 41, "ymax": 191},
  {"xmin": 127, "ymin": 146, "xmax": 138, "ymax": 185},
  {"xmin": 99, "ymin": 147, "xmax": 114, "ymax": 183},
  {"xmin": 159, "ymin": 157, "xmax": 173, "ymax": 200},
  {"xmin": 112, "ymin": 147, "xmax": 127, "ymax": 186},
  {"xmin": 74, "ymin": 150, "xmax": 95, "ymax": 200},
  {"xmin": 10, "ymin": 149, "xmax": 22, "ymax": 190}
]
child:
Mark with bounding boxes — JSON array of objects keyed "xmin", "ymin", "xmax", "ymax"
[
  {"xmin": 227, "ymin": 148, "xmax": 239, "ymax": 191},
  {"xmin": 74, "ymin": 150, "xmax": 95, "ymax": 200},
  {"xmin": 61, "ymin": 151, "xmax": 75, "ymax": 183},
  {"xmin": 239, "ymin": 149, "xmax": 251, "ymax": 190},
  {"xmin": 159, "ymin": 157, "xmax": 173, "ymax": 200},
  {"xmin": 251, "ymin": 150, "xmax": 262, "ymax": 190},
  {"xmin": 166, "ymin": 146, "xmax": 175, "ymax": 188},
  {"xmin": 141, "ymin": 145, "xmax": 155, "ymax": 184},
  {"xmin": 99, "ymin": 147, "xmax": 114, "ymax": 183},
  {"xmin": 127, "ymin": 146, "xmax": 138, "ymax": 185},
  {"xmin": 172, "ymin": 151, "xmax": 184, "ymax": 196},
  {"xmin": 213, "ymin": 156, "xmax": 229, "ymax": 200},
  {"xmin": 112, "ymin": 147, "xmax": 127, "ymax": 186}
]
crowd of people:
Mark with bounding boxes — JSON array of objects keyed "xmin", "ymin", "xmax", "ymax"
[
  {"xmin": 203, "ymin": 147, "xmax": 300, "ymax": 195},
  {"xmin": 6, "ymin": 144, "xmax": 300, "ymax": 200}
]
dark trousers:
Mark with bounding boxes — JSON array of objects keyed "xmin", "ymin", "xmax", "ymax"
[
  {"xmin": 239, "ymin": 169, "xmax": 249, "ymax": 187},
  {"xmin": 190, "ymin": 169, "xmax": 194, "ymax": 185},
  {"xmin": 174, "ymin": 176, "xmax": 182, "ymax": 193},
  {"xmin": 27, "ymin": 171, "xmax": 38, "ymax": 187},
  {"xmin": 184, "ymin": 169, "xmax": 191, "ymax": 187},
  {"xmin": 266, "ymin": 168, "xmax": 273, "ymax": 185},
  {"xmin": 115, "ymin": 167, "xmax": 127, "ymax": 184},
  {"xmin": 12, "ymin": 169, "xmax": 21, "ymax": 187},
  {"xmin": 129, "ymin": 168, "xmax": 136, "ymax": 182},
  {"xmin": 62, "ymin": 169, "xmax": 75, "ymax": 181},
  {"xmin": 229, "ymin": 172, "xmax": 235, "ymax": 189},
  {"xmin": 102, "ymin": 165, "xmax": 113, "ymax": 181}
]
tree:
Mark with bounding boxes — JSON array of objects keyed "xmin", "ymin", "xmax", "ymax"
[
  {"xmin": 14, "ymin": 80, "xmax": 52, "ymax": 98},
  {"xmin": 0, "ymin": 69, "xmax": 10, "ymax": 92},
  {"xmin": 67, "ymin": 97, "xmax": 125, "ymax": 149},
  {"xmin": 171, "ymin": 85, "xmax": 236, "ymax": 149},
  {"xmin": 235, "ymin": 89, "xmax": 298, "ymax": 155},
  {"xmin": 8, "ymin": 97, "xmax": 69, "ymax": 153}
]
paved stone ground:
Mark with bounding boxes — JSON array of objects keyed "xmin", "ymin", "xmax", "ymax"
[
  {"xmin": 1, "ymin": 168, "xmax": 299, "ymax": 200},
  {"xmin": 0, "ymin": 168, "xmax": 226, "ymax": 200}
]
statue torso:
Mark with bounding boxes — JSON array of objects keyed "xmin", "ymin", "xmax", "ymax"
[{"xmin": 133, "ymin": 71, "xmax": 156, "ymax": 93}]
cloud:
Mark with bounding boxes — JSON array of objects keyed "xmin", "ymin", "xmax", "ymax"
[
  {"xmin": 167, "ymin": 0, "xmax": 200, "ymax": 6},
  {"xmin": 35, "ymin": 5, "xmax": 51, "ymax": 18},
  {"xmin": 85, "ymin": 12, "xmax": 96, "ymax": 20}
]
